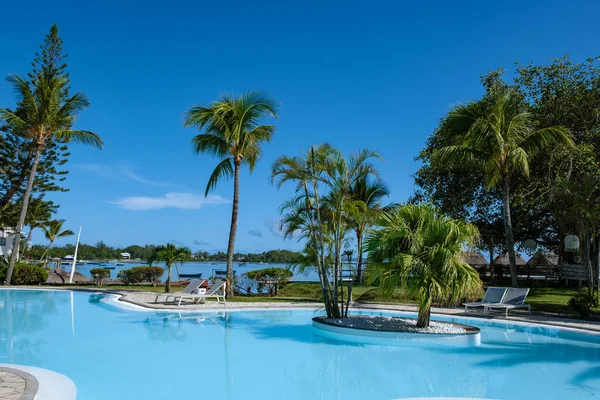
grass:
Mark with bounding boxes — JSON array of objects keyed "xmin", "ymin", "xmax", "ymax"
[{"xmin": 45, "ymin": 281, "xmax": 600, "ymax": 317}]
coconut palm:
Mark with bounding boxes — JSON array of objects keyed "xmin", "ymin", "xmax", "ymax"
[
  {"xmin": 39, "ymin": 219, "xmax": 74, "ymax": 262},
  {"xmin": 347, "ymin": 176, "xmax": 389, "ymax": 283},
  {"xmin": 433, "ymin": 92, "xmax": 572, "ymax": 287},
  {"xmin": 21, "ymin": 199, "xmax": 55, "ymax": 258},
  {"xmin": 184, "ymin": 91, "xmax": 278, "ymax": 297},
  {"xmin": 152, "ymin": 243, "xmax": 191, "ymax": 293},
  {"xmin": 0, "ymin": 74, "xmax": 103, "ymax": 284},
  {"xmin": 367, "ymin": 204, "xmax": 481, "ymax": 328}
]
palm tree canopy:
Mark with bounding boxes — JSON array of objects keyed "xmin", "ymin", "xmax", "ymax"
[
  {"xmin": 41, "ymin": 219, "xmax": 74, "ymax": 243},
  {"xmin": 153, "ymin": 243, "xmax": 191, "ymax": 266},
  {"xmin": 0, "ymin": 74, "xmax": 103, "ymax": 148},
  {"xmin": 184, "ymin": 91, "xmax": 278, "ymax": 195},
  {"xmin": 366, "ymin": 204, "xmax": 481, "ymax": 304},
  {"xmin": 433, "ymin": 92, "xmax": 573, "ymax": 186}
]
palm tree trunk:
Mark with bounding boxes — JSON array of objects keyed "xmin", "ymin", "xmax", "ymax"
[
  {"xmin": 501, "ymin": 175, "xmax": 518, "ymax": 287},
  {"xmin": 40, "ymin": 241, "xmax": 54, "ymax": 264},
  {"xmin": 165, "ymin": 263, "xmax": 172, "ymax": 293},
  {"xmin": 417, "ymin": 287, "xmax": 432, "ymax": 328},
  {"xmin": 356, "ymin": 230, "xmax": 364, "ymax": 283},
  {"xmin": 6, "ymin": 146, "xmax": 42, "ymax": 285},
  {"xmin": 20, "ymin": 228, "xmax": 34, "ymax": 259},
  {"xmin": 225, "ymin": 158, "xmax": 241, "ymax": 298}
]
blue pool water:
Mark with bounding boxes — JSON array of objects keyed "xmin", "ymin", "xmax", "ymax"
[{"xmin": 1, "ymin": 289, "xmax": 599, "ymax": 399}]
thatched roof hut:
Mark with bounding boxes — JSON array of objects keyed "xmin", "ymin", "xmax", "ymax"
[
  {"xmin": 493, "ymin": 252, "xmax": 526, "ymax": 266},
  {"xmin": 526, "ymin": 251, "xmax": 558, "ymax": 267},
  {"xmin": 462, "ymin": 251, "xmax": 488, "ymax": 267},
  {"xmin": 46, "ymin": 269, "xmax": 91, "ymax": 284}
]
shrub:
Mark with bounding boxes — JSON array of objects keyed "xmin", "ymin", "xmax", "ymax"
[
  {"xmin": 568, "ymin": 291, "xmax": 599, "ymax": 319},
  {"xmin": 247, "ymin": 267, "xmax": 293, "ymax": 295},
  {"xmin": 118, "ymin": 266, "xmax": 165, "ymax": 285},
  {"xmin": 90, "ymin": 268, "xmax": 111, "ymax": 287},
  {"xmin": 0, "ymin": 263, "xmax": 48, "ymax": 285}
]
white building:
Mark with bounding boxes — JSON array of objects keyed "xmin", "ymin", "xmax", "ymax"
[
  {"xmin": 0, "ymin": 228, "xmax": 21, "ymax": 261},
  {"xmin": 120, "ymin": 252, "xmax": 131, "ymax": 259}
]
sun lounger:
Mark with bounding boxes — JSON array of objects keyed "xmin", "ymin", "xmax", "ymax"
[
  {"xmin": 463, "ymin": 287, "xmax": 507, "ymax": 313},
  {"xmin": 484, "ymin": 287, "xmax": 531, "ymax": 317},
  {"xmin": 154, "ymin": 279, "xmax": 205, "ymax": 304},
  {"xmin": 173, "ymin": 280, "xmax": 227, "ymax": 306}
]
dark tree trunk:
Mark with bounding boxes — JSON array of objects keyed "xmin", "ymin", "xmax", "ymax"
[
  {"xmin": 417, "ymin": 288, "xmax": 432, "ymax": 328},
  {"xmin": 225, "ymin": 158, "xmax": 241, "ymax": 298},
  {"xmin": 7, "ymin": 146, "xmax": 42, "ymax": 284},
  {"xmin": 355, "ymin": 229, "xmax": 364, "ymax": 283},
  {"xmin": 165, "ymin": 263, "xmax": 172, "ymax": 293},
  {"xmin": 488, "ymin": 244, "xmax": 494, "ymax": 280},
  {"xmin": 501, "ymin": 175, "xmax": 518, "ymax": 287}
]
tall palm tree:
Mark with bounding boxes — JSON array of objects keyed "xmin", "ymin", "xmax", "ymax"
[
  {"xmin": 152, "ymin": 243, "xmax": 191, "ymax": 293},
  {"xmin": 39, "ymin": 219, "xmax": 74, "ymax": 262},
  {"xmin": 347, "ymin": 176, "xmax": 389, "ymax": 283},
  {"xmin": 0, "ymin": 74, "xmax": 103, "ymax": 284},
  {"xmin": 367, "ymin": 204, "xmax": 481, "ymax": 328},
  {"xmin": 184, "ymin": 91, "xmax": 278, "ymax": 297},
  {"xmin": 434, "ymin": 92, "xmax": 572, "ymax": 287}
]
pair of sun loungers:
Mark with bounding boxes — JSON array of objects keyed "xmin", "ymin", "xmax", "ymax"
[
  {"xmin": 463, "ymin": 287, "xmax": 531, "ymax": 317},
  {"xmin": 154, "ymin": 279, "xmax": 227, "ymax": 306}
]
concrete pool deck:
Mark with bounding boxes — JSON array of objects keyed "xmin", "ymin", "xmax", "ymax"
[{"xmin": 110, "ymin": 290, "xmax": 600, "ymax": 334}]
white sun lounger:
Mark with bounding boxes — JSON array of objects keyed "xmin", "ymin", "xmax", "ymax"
[
  {"xmin": 484, "ymin": 287, "xmax": 531, "ymax": 317},
  {"xmin": 154, "ymin": 279, "xmax": 206, "ymax": 304},
  {"xmin": 173, "ymin": 280, "xmax": 227, "ymax": 306},
  {"xmin": 463, "ymin": 287, "xmax": 507, "ymax": 313}
]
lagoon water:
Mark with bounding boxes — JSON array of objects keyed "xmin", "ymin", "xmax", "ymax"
[
  {"xmin": 1, "ymin": 289, "xmax": 599, "ymax": 399},
  {"xmin": 64, "ymin": 261, "xmax": 320, "ymax": 282}
]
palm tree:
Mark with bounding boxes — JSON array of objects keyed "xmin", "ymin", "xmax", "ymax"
[
  {"xmin": 39, "ymin": 219, "xmax": 74, "ymax": 262},
  {"xmin": 21, "ymin": 199, "xmax": 55, "ymax": 259},
  {"xmin": 184, "ymin": 91, "xmax": 278, "ymax": 297},
  {"xmin": 152, "ymin": 243, "xmax": 191, "ymax": 293},
  {"xmin": 347, "ymin": 176, "xmax": 389, "ymax": 283},
  {"xmin": 434, "ymin": 92, "xmax": 572, "ymax": 287},
  {"xmin": 367, "ymin": 204, "xmax": 481, "ymax": 328},
  {"xmin": 0, "ymin": 74, "xmax": 103, "ymax": 284}
]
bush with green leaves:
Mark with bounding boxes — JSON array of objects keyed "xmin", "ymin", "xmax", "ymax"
[
  {"xmin": 90, "ymin": 268, "xmax": 111, "ymax": 287},
  {"xmin": 568, "ymin": 291, "xmax": 599, "ymax": 319},
  {"xmin": 0, "ymin": 263, "xmax": 48, "ymax": 285},
  {"xmin": 247, "ymin": 267, "xmax": 293, "ymax": 295},
  {"xmin": 117, "ymin": 266, "xmax": 165, "ymax": 285}
]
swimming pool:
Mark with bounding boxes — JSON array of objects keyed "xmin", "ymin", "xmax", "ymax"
[{"xmin": 1, "ymin": 289, "xmax": 599, "ymax": 399}]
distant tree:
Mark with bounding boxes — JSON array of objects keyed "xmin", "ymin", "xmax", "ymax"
[
  {"xmin": 184, "ymin": 91, "xmax": 278, "ymax": 297},
  {"xmin": 39, "ymin": 219, "xmax": 74, "ymax": 262},
  {"xmin": 152, "ymin": 243, "xmax": 191, "ymax": 292},
  {"xmin": 20, "ymin": 198, "xmax": 56, "ymax": 258}
]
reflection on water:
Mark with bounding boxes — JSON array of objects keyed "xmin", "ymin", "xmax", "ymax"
[{"xmin": 0, "ymin": 290, "xmax": 599, "ymax": 400}]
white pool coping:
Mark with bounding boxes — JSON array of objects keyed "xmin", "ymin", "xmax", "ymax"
[{"xmin": 0, "ymin": 364, "xmax": 76, "ymax": 400}]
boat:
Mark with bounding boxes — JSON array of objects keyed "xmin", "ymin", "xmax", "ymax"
[
  {"xmin": 238, "ymin": 262, "xmax": 247, "ymax": 267},
  {"xmin": 116, "ymin": 263, "xmax": 125, "ymax": 266},
  {"xmin": 178, "ymin": 272, "xmax": 203, "ymax": 279},
  {"xmin": 212, "ymin": 269, "xmax": 236, "ymax": 277}
]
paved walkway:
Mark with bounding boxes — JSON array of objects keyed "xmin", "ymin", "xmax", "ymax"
[
  {"xmin": 0, "ymin": 367, "xmax": 37, "ymax": 400},
  {"xmin": 116, "ymin": 290, "xmax": 600, "ymax": 333}
]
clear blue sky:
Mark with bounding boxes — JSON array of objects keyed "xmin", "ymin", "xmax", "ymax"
[{"xmin": 1, "ymin": 0, "xmax": 599, "ymax": 253}]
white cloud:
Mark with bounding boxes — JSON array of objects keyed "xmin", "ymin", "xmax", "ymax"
[
  {"xmin": 111, "ymin": 193, "xmax": 230, "ymax": 211},
  {"xmin": 78, "ymin": 161, "xmax": 182, "ymax": 188},
  {"xmin": 265, "ymin": 217, "xmax": 301, "ymax": 238}
]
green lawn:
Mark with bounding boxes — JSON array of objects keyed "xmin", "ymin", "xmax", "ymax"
[{"xmin": 46, "ymin": 281, "xmax": 599, "ymax": 317}]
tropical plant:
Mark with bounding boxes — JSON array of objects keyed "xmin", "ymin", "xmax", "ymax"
[
  {"xmin": 367, "ymin": 204, "xmax": 481, "ymax": 328},
  {"xmin": 0, "ymin": 74, "xmax": 103, "ymax": 283},
  {"xmin": 433, "ymin": 92, "xmax": 572, "ymax": 287},
  {"xmin": 39, "ymin": 219, "xmax": 74, "ymax": 262},
  {"xmin": 0, "ymin": 263, "xmax": 48, "ymax": 285},
  {"xmin": 20, "ymin": 199, "xmax": 56, "ymax": 258},
  {"xmin": 272, "ymin": 144, "xmax": 381, "ymax": 318},
  {"xmin": 184, "ymin": 91, "xmax": 278, "ymax": 297},
  {"xmin": 346, "ymin": 176, "xmax": 389, "ymax": 282},
  {"xmin": 151, "ymin": 243, "xmax": 191, "ymax": 292},
  {"xmin": 247, "ymin": 267, "xmax": 293, "ymax": 295},
  {"xmin": 568, "ymin": 290, "xmax": 599, "ymax": 319},
  {"xmin": 90, "ymin": 268, "xmax": 111, "ymax": 287}
]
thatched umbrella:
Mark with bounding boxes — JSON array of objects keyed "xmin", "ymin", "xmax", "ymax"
[
  {"xmin": 46, "ymin": 269, "xmax": 91, "ymax": 284},
  {"xmin": 526, "ymin": 251, "xmax": 558, "ymax": 267},
  {"xmin": 493, "ymin": 252, "xmax": 527, "ymax": 266}
]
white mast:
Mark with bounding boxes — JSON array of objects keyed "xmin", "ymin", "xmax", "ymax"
[{"xmin": 69, "ymin": 227, "xmax": 82, "ymax": 284}]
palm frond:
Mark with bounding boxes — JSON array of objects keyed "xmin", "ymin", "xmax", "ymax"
[
  {"xmin": 54, "ymin": 130, "xmax": 104, "ymax": 148},
  {"xmin": 205, "ymin": 158, "xmax": 233, "ymax": 195}
]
